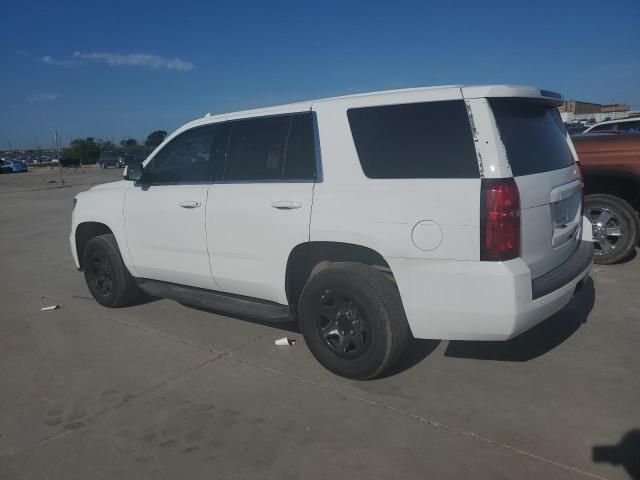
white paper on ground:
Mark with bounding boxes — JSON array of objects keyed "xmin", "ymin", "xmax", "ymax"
[
  {"xmin": 275, "ymin": 337, "xmax": 296, "ymax": 346},
  {"xmin": 40, "ymin": 305, "xmax": 60, "ymax": 311},
  {"xmin": 581, "ymin": 215, "xmax": 594, "ymax": 242}
]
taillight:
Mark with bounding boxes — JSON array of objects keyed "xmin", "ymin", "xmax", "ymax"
[{"xmin": 480, "ymin": 178, "xmax": 521, "ymax": 261}]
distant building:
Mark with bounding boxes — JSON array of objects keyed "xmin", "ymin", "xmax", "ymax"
[{"xmin": 559, "ymin": 100, "xmax": 633, "ymax": 123}]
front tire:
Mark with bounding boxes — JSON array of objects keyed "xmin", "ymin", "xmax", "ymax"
[
  {"xmin": 298, "ymin": 262, "xmax": 411, "ymax": 380},
  {"xmin": 585, "ymin": 194, "xmax": 639, "ymax": 265},
  {"xmin": 82, "ymin": 234, "xmax": 141, "ymax": 307}
]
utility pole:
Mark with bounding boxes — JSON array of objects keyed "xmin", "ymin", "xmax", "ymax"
[{"xmin": 55, "ymin": 131, "xmax": 64, "ymax": 184}]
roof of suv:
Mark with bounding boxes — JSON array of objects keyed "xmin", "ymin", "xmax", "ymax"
[{"xmin": 158, "ymin": 85, "xmax": 562, "ymax": 147}]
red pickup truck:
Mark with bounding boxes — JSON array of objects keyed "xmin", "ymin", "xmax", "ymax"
[{"xmin": 572, "ymin": 133, "xmax": 640, "ymax": 264}]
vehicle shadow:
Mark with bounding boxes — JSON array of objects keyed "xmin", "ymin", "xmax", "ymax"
[
  {"xmin": 378, "ymin": 339, "xmax": 441, "ymax": 378},
  {"xmin": 443, "ymin": 276, "xmax": 595, "ymax": 362},
  {"xmin": 593, "ymin": 429, "xmax": 640, "ymax": 479}
]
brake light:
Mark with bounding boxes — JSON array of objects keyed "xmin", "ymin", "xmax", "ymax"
[{"xmin": 481, "ymin": 178, "xmax": 521, "ymax": 261}]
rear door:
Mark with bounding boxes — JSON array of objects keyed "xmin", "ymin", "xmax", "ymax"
[
  {"xmin": 487, "ymin": 98, "xmax": 582, "ymax": 278},
  {"xmin": 206, "ymin": 111, "xmax": 317, "ymax": 305}
]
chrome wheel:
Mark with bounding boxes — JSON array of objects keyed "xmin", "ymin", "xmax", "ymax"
[{"xmin": 586, "ymin": 206, "xmax": 624, "ymax": 257}]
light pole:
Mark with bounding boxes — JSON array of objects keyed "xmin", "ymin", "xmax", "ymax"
[{"xmin": 55, "ymin": 131, "xmax": 64, "ymax": 184}]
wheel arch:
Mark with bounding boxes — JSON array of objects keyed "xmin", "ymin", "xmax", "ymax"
[
  {"xmin": 285, "ymin": 241, "xmax": 393, "ymax": 308},
  {"xmin": 75, "ymin": 222, "xmax": 114, "ymax": 270}
]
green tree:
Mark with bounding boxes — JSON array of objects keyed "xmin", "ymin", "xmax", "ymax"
[
  {"xmin": 120, "ymin": 138, "xmax": 138, "ymax": 149},
  {"xmin": 145, "ymin": 130, "xmax": 167, "ymax": 148},
  {"xmin": 64, "ymin": 138, "xmax": 100, "ymax": 164},
  {"xmin": 97, "ymin": 139, "xmax": 117, "ymax": 152}
]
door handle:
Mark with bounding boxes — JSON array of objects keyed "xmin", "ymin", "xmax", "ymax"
[
  {"xmin": 179, "ymin": 200, "xmax": 201, "ymax": 209},
  {"xmin": 271, "ymin": 200, "xmax": 302, "ymax": 210}
]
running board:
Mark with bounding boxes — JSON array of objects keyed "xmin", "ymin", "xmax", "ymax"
[{"xmin": 136, "ymin": 279, "xmax": 294, "ymax": 322}]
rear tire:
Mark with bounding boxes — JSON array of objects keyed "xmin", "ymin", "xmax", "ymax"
[
  {"xmin": 585, "ymin": 194, "xmax": 639, "ymax": 265},
  {"xmin": 82, "ymin": 234, "xmax": 141, "ymax": 307},
  {"xmin": 298, "ymin": 262, "xmax": 411, "ymax": 380}
]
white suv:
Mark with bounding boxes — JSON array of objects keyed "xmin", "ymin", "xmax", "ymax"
[{"xmin": 71, "ymin": 85, "xmax": 593, "ymax": 379}]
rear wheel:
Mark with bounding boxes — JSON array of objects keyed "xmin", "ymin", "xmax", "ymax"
[
  {"xmin": 585, "ymin": 194, "xmax": 639, "ymax": 265},
  {"xmin": 298, "ymin": 262, "xmax": 410, "ymax": 380},
  {"xmin": 82, "ymin": 234, "xmax": 141, "ymax": 307}
]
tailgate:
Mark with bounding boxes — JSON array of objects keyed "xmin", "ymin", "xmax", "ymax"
[
  {"xmin": 516, "ymin": 166, "xmax": 582, "ymax": 278},
  {"xmin": 489, "ymin": 98, "xmax": 582, "ymax": 279}
]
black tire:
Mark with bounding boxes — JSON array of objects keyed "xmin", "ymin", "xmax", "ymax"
[
  {"xmin": 585, "ymin": 194, "xmax": 639, "ymax": 265},
  {"xmin": 82, "ymin": 234, "xmax": 141, "ymax": 307},
  {"xmin": 298, "ymin": 262, "xmax": 411, "ymax": 380}
]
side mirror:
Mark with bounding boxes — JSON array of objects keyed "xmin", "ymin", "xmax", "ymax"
[{"xmin": 124, "ymin": 162, "xmax": 143, "ymax": 182}]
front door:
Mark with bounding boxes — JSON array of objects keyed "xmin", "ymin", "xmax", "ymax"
[{"xmin": 124, "ymin": 124, "xmax": 219, "ymax": 290}]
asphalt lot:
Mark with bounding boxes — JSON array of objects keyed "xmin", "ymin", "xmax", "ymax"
[{"xmin": 0, "ymin": 167, "xmax": 638, "ymax": 480}]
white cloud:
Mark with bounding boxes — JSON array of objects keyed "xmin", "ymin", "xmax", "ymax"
[
  {"xmin": 40, "ymin": 55, "xmax": 79, "ymax": 67},
  {"xmin": 72, "ymin": 51, "xmax": 193, "ymax": 71},
  {"xmin": 27, "ymin": 93, "xmax": 61, "ymax": 102}
]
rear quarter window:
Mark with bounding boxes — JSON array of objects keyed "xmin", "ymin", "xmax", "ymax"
[
  {"xmin": 490, "ymin": 99, "xmax": 575, "ymax": 176},
  {"xmin": 347, "ymin": 100, "xmax": 479, "ymax": 179}
]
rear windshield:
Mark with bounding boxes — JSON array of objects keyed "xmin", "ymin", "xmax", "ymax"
[{"xmin": 490, "ymin": 99, "xmax": 574, "ymax": 176}]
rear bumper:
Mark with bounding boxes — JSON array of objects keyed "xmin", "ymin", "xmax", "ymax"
[
  {"xmin": 532, "ymin": 241, "xmax": 593, "ymax": 299},
  {"xmin": 389, "ymin": 242, "xmax": 593, "ymax": 341}
]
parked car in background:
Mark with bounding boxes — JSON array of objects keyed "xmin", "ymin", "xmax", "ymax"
[
  {"xmin": 60, "ymin": 158, "xmax": 81, "ymax": 168},
  {"xmin": 583, "ymin": 117, "xmax": 640, "ymax": 134},
  {"xmin": 0, "ymin": 160, "xmax": 12, "ymax": 174},
  {"xmin": 1, "ymin": 159, "xmax": 28, "ymax": 173},
  {"xmin": 572, "ymin": 133, "xmax": 640, "ymax": 264},
  {"xmin": 98, "ymin": 151, "xmax": 126, "ymax": 169},
  {"xmin": 71, "ymin": 85, "xmax": 592, "ymax": 379}
]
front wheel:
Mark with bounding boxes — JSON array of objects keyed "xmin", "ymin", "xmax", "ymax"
[
  {"xmin": 82, "ymin": 234, "xmax": 141, "ymax": 307},
  {"xmin": 585, "ymin": 194, "xmax": 639, "ymax": 265},
  {"xmin": 298, "ymin": 262, "xmax": 411, "ymax": 380}
]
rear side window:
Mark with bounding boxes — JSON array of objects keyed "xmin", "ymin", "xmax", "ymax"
[
  {"xmin": 347, "ymin": 101, "xmax": 479, "ymax": 179},
  {"xmin": 224, "ymin": 113, "xmax": 316, "ymax": 181},
  {"xmin": 146, "ymin": 125, "xmax": 215, "ymax": 184},
  {"xmin": 490, "ymin": 99, "xmax": 574, "ymax": 176},
  {"xmin": 617, "ymin": 121, "xmax": 640, "ymax": 133}
]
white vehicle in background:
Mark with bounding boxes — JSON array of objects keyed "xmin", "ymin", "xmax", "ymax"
[
  {"xmin": 584, "ymin": 117, "xmax": 640, "ymax": 133},
  {"xmin": 70, "ymin": 85, "xmax": 592, "ymax": 379}
]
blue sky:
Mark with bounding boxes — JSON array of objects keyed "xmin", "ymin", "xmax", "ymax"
[{"xmin": 2, "ymin": 0, "xmax": 639, "ymax": 149}]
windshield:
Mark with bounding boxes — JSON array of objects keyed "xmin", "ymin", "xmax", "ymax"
[{"xmin": 490, "ymin": 98, "xmax": 575, "ymax": 176}]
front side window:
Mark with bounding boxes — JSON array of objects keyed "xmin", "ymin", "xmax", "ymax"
[
  {"xmin": 223, "ymin": 113, "xmax": 316, "ymax": 181},
  {"xmin": 145, "ymin": 125, "xmax": 215, "ymax": 184},
  {"xmin": 347, "ymin": 101, "xmax": 479, "ymax": 179}
]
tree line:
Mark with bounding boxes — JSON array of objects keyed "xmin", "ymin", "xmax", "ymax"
[{"xmin": 62, "ymin": 130, "xmax": 167, "ymax": 164}]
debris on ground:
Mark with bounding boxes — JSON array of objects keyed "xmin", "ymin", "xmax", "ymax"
[
  {"xmin": 275, "ymin": 337, "xmax": 296, "ymax": 346},
  {"xmin": 40, "ymin": 305, "xmax": 60, "ymax": 311}
]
